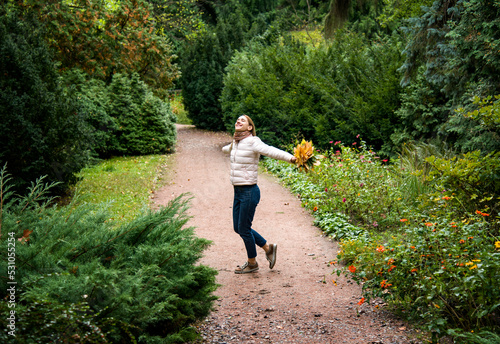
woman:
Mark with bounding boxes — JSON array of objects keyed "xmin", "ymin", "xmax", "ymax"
[{"xmin": 222, "ymin": 115, "xmax": 296, "ymax": 274}]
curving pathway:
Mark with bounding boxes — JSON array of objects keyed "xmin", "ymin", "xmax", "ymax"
[{"xmin": 153, "ymin": 125, "xmax": 420, "ymax": 344}]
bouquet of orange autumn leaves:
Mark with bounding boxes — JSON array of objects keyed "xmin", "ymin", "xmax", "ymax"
[{"xmin": 293, "ymin": 139, "xmax": 317, "ymax": 172}]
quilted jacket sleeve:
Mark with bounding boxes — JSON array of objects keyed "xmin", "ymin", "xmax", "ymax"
[
  {"xmin": 251, "ymin": 137, "xmax": 294, "ymax": 162},
  {"xmin": 222, "ymin": 142, "xmax": 233, "ymax": 154}
]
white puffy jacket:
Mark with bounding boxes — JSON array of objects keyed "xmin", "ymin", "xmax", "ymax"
[{"xmin": 222, "ymin": 135, "xmax": 294, "ymax": 186}]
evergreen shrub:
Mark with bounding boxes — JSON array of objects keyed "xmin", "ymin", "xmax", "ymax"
[
  {"xmin": 62, "ymin": 70, "xmax": 178, "ymax": 158},
  {"xmin": 61, "ymin": 69, "xmax": 117, "ymax": 158},
  {"xmin": 221, "ymin": 31, "xmax": 404, "ymax": 156},
  {"xmin": 106, "ymin": 73, "xmax": 177, "ymax": 156},
  {"xmin": 0, "ymin": 167, "xmax": 218, "ymax": 343},
  {"xmin": 398, "ymin": 0, "xmax": 500, "ymax": 154},
  {"xmin": 180, "ymin": 29, "xmax": 226, "ymax": 130},
  {"xmin": 0, "ymin": 6, "xmax": 94, "ymax": 193},
  {"xmin": 180, "ymin": 0, "xmax": 255, "ymax": 131}
]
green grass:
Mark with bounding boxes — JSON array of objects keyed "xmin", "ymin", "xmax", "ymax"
[
  {"xmin": 69, "ymin": 155, "xmax": 173, "ymax": 225},
  {"xmin": 169, "ymin": 93, "xmax": 191, "ymax": 125}
]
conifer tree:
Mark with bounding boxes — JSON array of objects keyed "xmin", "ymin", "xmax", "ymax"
[
  {"xmin": 180, "ymin": 0, "xmax": 249, "ymax": 131},
  {"xmin": 0, "ymin": 4, "xmax": 94, "ymax": 193},
  {"xmin": 106, "ymin": 73, "xmax": 177, "ymax": 156}
]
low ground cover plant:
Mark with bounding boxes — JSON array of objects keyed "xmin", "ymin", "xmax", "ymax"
[
  {"xmin": 263, "ymin": 139, "xmax": 500, "ymax": 343},
  {"xmin": 0, "ymin": 165, "xmax": 218, "ymax": 343}
]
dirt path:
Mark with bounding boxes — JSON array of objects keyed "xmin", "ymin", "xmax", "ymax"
[{"xmin": 153, "ymin": 125, "xmax": 419, "ymax": 344}]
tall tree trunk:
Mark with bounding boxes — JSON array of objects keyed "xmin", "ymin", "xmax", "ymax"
[{"xmin": 324, "ymin": 0, "xmax": 351, "ymax": 39}]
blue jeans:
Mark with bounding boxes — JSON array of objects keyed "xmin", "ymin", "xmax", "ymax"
[{"xmin": 233, "ymin": 184, "xmax": 266, "ymax": 259}]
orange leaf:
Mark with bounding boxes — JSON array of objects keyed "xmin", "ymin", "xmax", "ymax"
[{"xmin": 18, "ymin": 229, "xmax": 33, "ymax": 244}]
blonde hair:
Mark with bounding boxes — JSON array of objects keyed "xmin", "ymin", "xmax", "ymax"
[{"xmin": 243, "ymin": 115, "xmax": 257, "ymax": 136}]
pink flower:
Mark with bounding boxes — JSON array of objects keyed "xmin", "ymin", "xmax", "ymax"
[
  {"xmin": 382, "ymin": 159, "xmax": 388, "ymax": 162},
  {"xmin": 352, "ymin": 142, "xmax": 357, "ymax": 145},
  {"xmin": 356, "ymin": 134, "xmax": 360, "ymax": 138},
  {"xmin": 342, "ymin": 198, "xmax": 346, "ymax": 203},
  {"xmin": 325, "ymin": 188, "xmax": 328, "ymax": 192},
  {"xmin": 329, "ymin": 141, "xmax": 333, "ymax": 143},
  {"xmin": 359, "ymin": 183, "xmax": 364, "ymax": 187}
]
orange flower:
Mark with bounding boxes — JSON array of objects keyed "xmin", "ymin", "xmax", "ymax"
[
  {"xmin": 358, "ymin": 297, "xmax": 365, "ymax": 306},
  {"xmin": 380, "ymin": 280, "xmax": 393, "ymax": 288},
  {"xmin": 442, "ymin": 196, "xmax": 451, "ymax": 200},
  {"xmin": 387, "ymin": 258, "xmax": 395, "ymax": 265},
  {"xmin": 388, "ymin": 265, "xmax": 396, "ymax": 272},
  {"xmin": 400, "ymin": 219, "xmax": 408, "ymax": 222},
  {"xmin": 313, "ymin": 206, "xmax": 318, "ymax": 212},
  {"xmin": 459, "ymin": 239, "xmax": 465, "ymax": 244},
  {"xmin": 475, "ymin": 210, "xmax": 482, "ymax": 215},
  {"xmin": 348, "ymin": 265, "xmax": 357, "ymax": 273},
  {"xmin": 411, "ymin": 268, "xmax": 418, "ymax": 273},
  {"xmin": 376, "ymin": 245, "xmax": 385, "ymax": 253},
  {"xmin": 410, "ymin": 246, "xmax": 415, "ymax": 249},
  {"xmin": 425, "ymin": 222, "xmax": 434, "ymax": 226},
  {"xmin": 482, "ymin": 213, "xmax": 490, "ymax": 216}
]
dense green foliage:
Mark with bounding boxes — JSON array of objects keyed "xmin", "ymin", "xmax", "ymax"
[
  {"xmin": 399, "ymin": 0, "xmax": 500, "ymax": 153},
  {"xmin": 106, "ymin": 73, "xmax": 177, "ymax": 156},
  {"xmin": 0, "ymin": 7, "xmax": 94, "ymax": 193},
  {"xmin": 0, "ymin": 167, "xmax": 218, "ymax": 343},
  {"xmin": 147, "ymin": 0, "xmax": 208, "ymax": 52},
  {"xmin": 222, "ymin": 31, "xmax": 404, "ymax": 155},
  {"xmin": 180, "ymin": 0, "xmax": 499, "ymax": 158},
  {"xmin": 180, "ymin": 29, "xmax": 227, "ymax": 131},
  {"xmin": 180, "ymin": 0, "xmax": 252, "ymax": 131},
  {"xmin": 63, "ymin": 70, "xmax": 177, "ymax": 158},
  {"xmin": 263, "ymin": 137, "xmax": 500, "ymax": 342}
]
